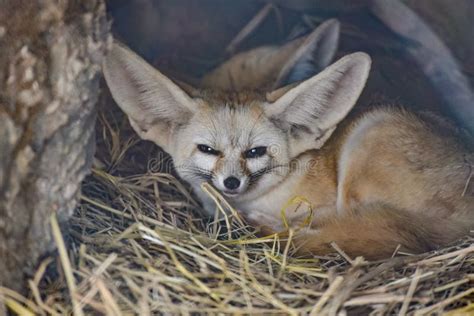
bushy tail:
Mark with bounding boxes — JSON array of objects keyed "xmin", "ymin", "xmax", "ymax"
[{"xmin": 291, "ymin": 204, "xmax": 469, "ymax": 260}]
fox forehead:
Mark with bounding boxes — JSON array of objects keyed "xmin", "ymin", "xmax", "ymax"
[
  {"xmin": 192, "ymin": 89, "xmax": 266, "ymax": 105},
  {"xmin": 187, "ymin": 96, "xmax": 284, "ymax": 150}
]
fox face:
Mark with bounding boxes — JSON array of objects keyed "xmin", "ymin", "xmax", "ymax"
[
  {"xmin": 169, "ymin": 101, "xmax": 291, "ymax": 204},
  {"xmin": 168, "ymin": 94, "xmax": 290, "ymax": 203},
  {"xmin": 103, "ymin": 42, "xmax": 370, "ymax": 214}
]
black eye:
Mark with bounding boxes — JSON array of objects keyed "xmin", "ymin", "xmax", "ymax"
[
  {"xmin": 197, "ymin": 144, "xmax": 220, "ymax": 156},
  {"xmin": 245, "ymin": 146, "xmax": 267, "ymax": 159}
]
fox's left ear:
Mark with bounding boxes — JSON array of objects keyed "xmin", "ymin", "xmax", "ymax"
[
  {"xmin": 265, "ymin": 52, "xmax": 371, "ymax": 157},
  {"xmin": 273, "ymin": 18, "xmax": 340, "ymax": 89}
]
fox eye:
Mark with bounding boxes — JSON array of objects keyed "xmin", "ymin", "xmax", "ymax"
[
  {"xmin": 245, "ymin": 146, "xmax": 267, "ymax": 159},
  {"xmin": 197, "ymin": 144, "xmax": 220, "ymax": 156}
]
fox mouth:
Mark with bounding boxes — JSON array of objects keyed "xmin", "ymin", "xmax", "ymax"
[{"xmin": 222, "ymin": 189, "xmax": 240, "ymax": 197}]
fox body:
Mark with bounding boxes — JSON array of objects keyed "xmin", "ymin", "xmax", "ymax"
[{"xmin": 103, "ymin": 35, "xmax": 473, "ymax": 259}]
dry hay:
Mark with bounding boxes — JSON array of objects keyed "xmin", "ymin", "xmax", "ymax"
[{"xmin": 1, "ymin": 98, "xmax": 473, "ymax": 316}]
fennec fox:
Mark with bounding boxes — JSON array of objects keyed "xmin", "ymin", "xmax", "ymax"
[{"xmin": 103, "ymin": 42, "xmax": 474, "ymax": 260}]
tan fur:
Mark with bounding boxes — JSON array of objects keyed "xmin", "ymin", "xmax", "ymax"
[
  {"xmin": 236, "ymin": 108, "xmax": 473, "ymax": 260},
  {"xmin": 252, "ymin": 203, "xmax": 468, "ymax": 260},
  {"xmin": 103, "ymin": 42, "xmax": 474, "ymax": 260},
  {"xmin": 201, "ymin": 42, "xmax": 303, "ymax": 90},
  {"xmin": 294, "ymin": 204, "xmax": 468, "ymax": 260}
]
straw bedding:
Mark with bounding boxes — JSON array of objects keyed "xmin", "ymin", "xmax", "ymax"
[{"xmin": 2, "ymin": 103, "xmax": 473, "ymax": 316}]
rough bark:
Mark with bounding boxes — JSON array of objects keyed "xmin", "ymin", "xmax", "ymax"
[{"xmin": 0, "ymin": 0, "xmax": 108, "ymax": 291}]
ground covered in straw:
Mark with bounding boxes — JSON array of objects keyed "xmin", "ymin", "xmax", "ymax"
[{"xmin": 3, "ymin": 106, "xmax": 474, "ymax": 316}]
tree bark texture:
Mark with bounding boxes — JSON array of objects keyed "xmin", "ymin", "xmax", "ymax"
[{"xmin": 0, "ymin": 0, "xmax": 108, "ymax": 291}]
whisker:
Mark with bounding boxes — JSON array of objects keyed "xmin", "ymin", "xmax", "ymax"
[
  {"xmin": 248, "ymin": 164, "xmax": 289, "ymax": 187},
  {"xmin": 175, "ymin": 164, "xmax": 215, "ymax": 182}
]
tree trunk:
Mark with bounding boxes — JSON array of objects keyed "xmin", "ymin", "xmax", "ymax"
[{"xmin": 0, "ymin": 0, "xmax": 108, "ymax": 292}]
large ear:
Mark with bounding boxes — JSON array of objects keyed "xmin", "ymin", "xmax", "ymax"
[
  {"xmin": 265, "ymin": 53, "xmax": 371, "ymax": 157},
  {"xmin": 200, "ymin": 19, "xmax": 340, "ymax": 91},
  {"xmin": 102, "ymin": 42, "xmax": 198, "ymax": 150},
  {"xmin": 273, "ymin": 19, "xmax": 340, "ymax": 89}
]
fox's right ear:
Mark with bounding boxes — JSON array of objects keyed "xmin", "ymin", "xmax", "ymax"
[{"xmin": 103, "ymin": 42, "xmax": 198, "ymax": 150}]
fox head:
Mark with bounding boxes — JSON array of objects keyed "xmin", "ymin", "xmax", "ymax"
[{"xmin": 103, "ymin": 43, "xmax": 371, "ymax": 206}]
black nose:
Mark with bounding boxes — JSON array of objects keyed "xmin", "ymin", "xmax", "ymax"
[{"xmin": 223, "ymin": 176, "xmax": 241, "ymax": 190}]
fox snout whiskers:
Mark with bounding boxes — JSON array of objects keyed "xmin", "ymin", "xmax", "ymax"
[
  {"xmin": 217, "ymin": 165, "xmax": 289, "ymax": 198},
  {"xmin": 248, "ymin": 164, "xmax": 289, "ymax": 187},
  {"xmin": 177, "ymin": 161, "xmax": 290, "ymax": 198},
  {"xmin": 176, "ymin": 165, "xmax": 214, "ymax": 182}
]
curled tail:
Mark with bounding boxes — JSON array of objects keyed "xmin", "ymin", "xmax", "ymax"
[{"xmin": 290, "ymin": 204, "xmax": 469, "ymax": 260}]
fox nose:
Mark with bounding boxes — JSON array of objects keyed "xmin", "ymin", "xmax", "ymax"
[{"xmin": 223, "ymin": 176, "xmax": 241, "ymax": 190}]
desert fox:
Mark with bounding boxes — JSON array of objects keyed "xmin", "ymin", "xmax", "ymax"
[{"xmin": 103, "ymin": 39, "xmax": 473, "ymax": 259}]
